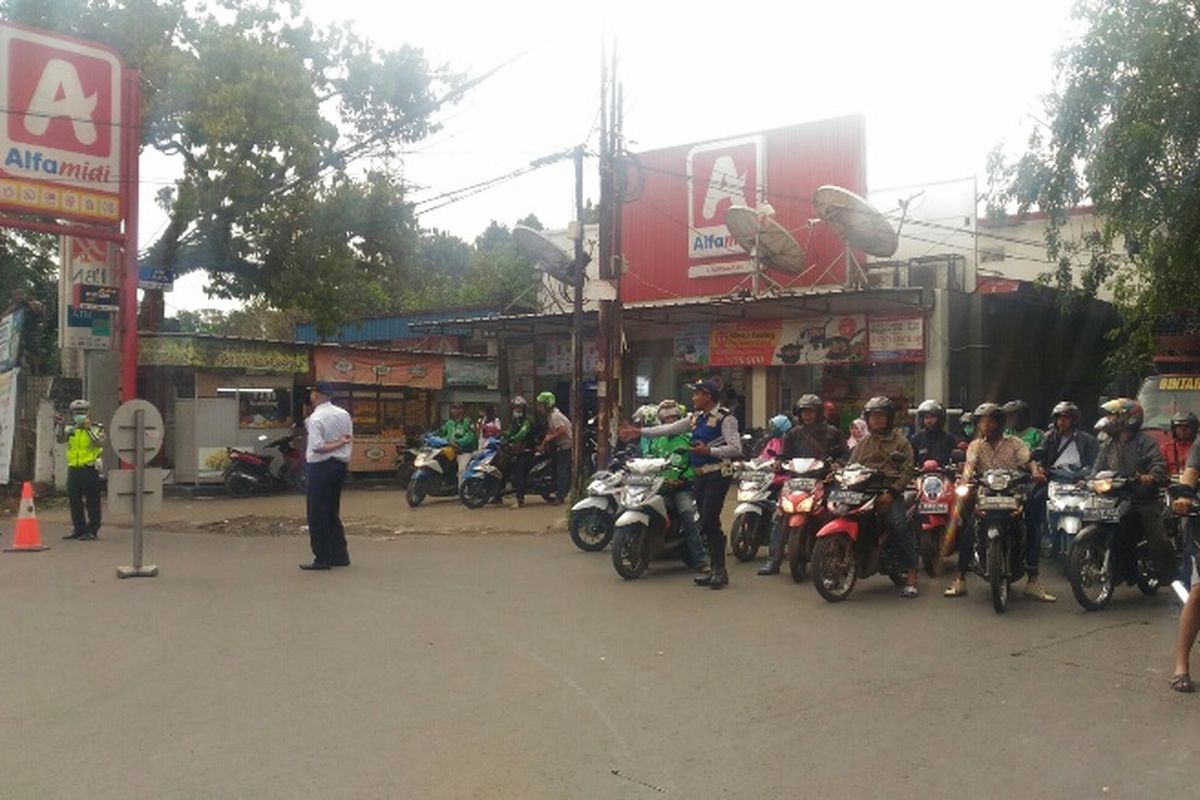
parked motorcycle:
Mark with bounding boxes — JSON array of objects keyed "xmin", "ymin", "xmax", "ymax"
[
  {"xmin": 569, "ymin": 444, "xmax": 636, "ymax": 551},
  {"xmin": 224, "ymin": 432, "xmax": 307, "ymax": 497},
  {"xmin": 1067, "ymin": 471, "xmax": 1181, "ymax": 611},
  {"xmin": 406, "ymin": 434, "xmax": 460, "ymax": 508},
  {"xmin": 459, "ymin": 437, "xmax": 509, "ymax": 509},
  {"xmin": 777, "ymin": 457, "xmax": 830, "ymax": 582},
  {"xmin": 730, "ymin": 457, "xmax": 782, "ymax": 563},
  {"xmin": 810, "ymin": 464, "xmax": 911, "ymax": 602},
  {"xmin": 961, "ymin": 468, "xmax": 1034, "ymax": 614},
  {"xmin": 524, "ymin": 449, "xmax": 561, "ymax": 504},
  {"xmin": 610, "ymin": 456, "xmax": 689, "ymax": 579},
  {"xmin": 913, "ymin": 453, "xmax": 964, "ymax": 578}
]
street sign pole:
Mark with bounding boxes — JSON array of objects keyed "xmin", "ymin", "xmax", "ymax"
[{"xmin": 112, "ymin": 400, "xmax": 161, "ymax": 579}]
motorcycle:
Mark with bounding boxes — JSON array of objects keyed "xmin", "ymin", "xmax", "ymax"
[
  {"xmin": 961, "ymin": 468, "xmax": 1033, "ymax": 614},
  {"xmin": 406, "ymin": 434, "xmax": 461, "ymax": 508},
  {"xmin": 569, "ymin": 444, "xmax": 637, "ymax": 551},
  {"xmin": 224, "ymin": 432, "xmax": 307, "ymax": 497},
  {"xmin": 913, "ymin": 453, "xmax": 964, "ymax": 578},
  {"xmin": 459, "ymin": 437, "xmax": 509, "ymax": 509},
  {"xmin": 810, "ymin": 464, "xmax": 912, "ymax": 602},
  {"xmin": 1044, "ymin": 466, "xmax": 1090, "ymax": 564},
  {"xmin": 610, "ymin": 455, "xmax": 690, "ymax": 580},
  {"xmin": 777, "ymin": 457, "xmax": 830, "ymax": 582},
  {"xmin": 1067, "ymin": 472, "xmax": 1181, "ymax": 611},
  {"xmin": 524, "ymin": 448, "xmax": 561, "ymax": 504},
  {"xmin": 730, "ymin": 457, "xmax": 782, "ymax": 564}
]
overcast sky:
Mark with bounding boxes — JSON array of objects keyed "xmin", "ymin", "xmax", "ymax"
[{"xmin": 160, "ymin": 0, "xmax": 1080, "ymax": 313}]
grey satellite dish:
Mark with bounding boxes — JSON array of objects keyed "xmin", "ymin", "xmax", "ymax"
[
  {"xmin": 725, "ymin": 205, "xmax": 808, "ymax": 275},
  {"xmin": 812, "ymin": 185, "xmax": 899, "ymax": 258},
  {"xmin": 513, "ymin": 225, "xmax": 576, "ymax": 285}
]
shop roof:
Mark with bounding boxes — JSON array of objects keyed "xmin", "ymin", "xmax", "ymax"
[
  {"xmin": 138, "ymin": 331, "xmax": 492, "ymax": 359},
  {"xmin": 293, "ymin": 307, "xmax": 510, "ymax": 344}
]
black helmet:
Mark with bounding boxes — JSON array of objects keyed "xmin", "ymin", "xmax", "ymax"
[
  {"xmin": 916, "ymin": 399, "xmax": 946, "ymax": 428},
  {"xmin": 793, "ymin": 394, "xmax": 823, "ymax": 417},
  {"xmin": 862, "ymin": 396, "xmax": 897, "ymax": 427},
  {"xmin": 1051, "ymin": 401, "xmax": 1080, "ymax": 422},
  {"xmin": 973, "ymin": 402, "xmax": 1005, "ymax": 423},
  {"xmin": 1171, "ymin": 411, "xmax": 1198, "ymax": 432}
]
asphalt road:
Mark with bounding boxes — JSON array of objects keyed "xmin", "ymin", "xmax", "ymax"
[{"xmin": 2, "ymin": 519, "xmax": 1197, "ymax": 799}]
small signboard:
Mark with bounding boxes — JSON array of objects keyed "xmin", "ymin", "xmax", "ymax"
[
  {"xmin": 64, "ymin": 307, "xmax": 112, "ymax": 350},
  {"xmin": 109, "ymin": 399, "xmax": 164, "ymax": 465},
  {"xmin": 106, "ymin": 468, "xmax": 165, "ymax": 516},
  {"xmin": 138, "ymin": 266, "xmax": 175, "ymax": 291},
  {"xmin": 76, "ymin": 283, "xmax": 120, "ymax": 311}
]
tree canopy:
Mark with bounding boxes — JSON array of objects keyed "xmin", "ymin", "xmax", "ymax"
[{"xmin": 987, "ymin": 0, "xmax": 1200, "ymax": 377}]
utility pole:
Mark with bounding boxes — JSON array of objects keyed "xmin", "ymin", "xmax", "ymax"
[
  {"xmin": 570, "ymin": 145, "xmax": 586, "ymax": 499},
  {"xmin": 596, "ymin": 43, "xmax": 623, "ymax": 469}
]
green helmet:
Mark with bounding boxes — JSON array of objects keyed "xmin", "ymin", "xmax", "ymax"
[{"xmin": 536, "ymin": 391, "xmax": 557, "ymax": 408}]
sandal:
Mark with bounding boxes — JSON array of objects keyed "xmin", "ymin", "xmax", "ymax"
[
  {"xmin": 1170, "ymin": 674, "xmax": 1194, "ymax": 694},
  {"xmin": 900, "ymin": 585, "xmax": 918, "ymax": 599},
  {"xmin": 943, "ymin": 579, "xmax": 967, "ymax": 598}
]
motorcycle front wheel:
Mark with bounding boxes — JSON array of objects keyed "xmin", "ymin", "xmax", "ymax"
[
  {"xmin": 406, "ymin": 475, "xmax": 428, "ymax": 508},
  {"xmin": 730, "ymin": 513, "xmax": 760, "ymax": 562},
  {"xmin": 569, "ymin": 508, "xmax": 613, "ymax": 552},
  {"xmin": 1067, "ymin": 533, "xmax": 1114, "ymax": 611},
  {"xmin": 787, "ymin": 527, "xmax": 807, "ymax": 582},
  {"xmin": 812, "ymin": 535, "xmax": 857, "ymax": 602},
  {"xmin": 920, "ymin": 528, "xmax": 945, "ymax": 578},
  {"xmin": 988, "ymin": 538, "xmax": 1008, "ymax": 614},
  {"xmin": 224, "ymin": 467, "xmax": 256, "ymax": 498},
  {"xmin": 459, "ymin": 477, "xmax": 493, "ymax": 509},
  {"xmin": 611, "ymin": 525, "xmax": 650, "ymax": 579}
]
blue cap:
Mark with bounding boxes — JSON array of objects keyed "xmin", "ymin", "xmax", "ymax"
[
  {"xmin": 313, "ymin": 380, "xmax": 336, "ymax": 397},
  {"xmin": 688, "ymin": 379, "xmax": 721, "ymax": 399}
]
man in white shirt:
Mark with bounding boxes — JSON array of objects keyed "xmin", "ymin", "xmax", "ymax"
[{"xmin": 302, "ymin": 380, "xmax": 353, "ymax": 570}]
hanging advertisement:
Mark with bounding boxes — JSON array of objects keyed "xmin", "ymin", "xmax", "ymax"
[
  {"xmin": 708, "ymin": 321, "xmax": 781, "ymax": 367},
  {"xmin": 868, "ymin": 314, "xmax": 925, "ymax": 362},
  {"xmin": 0, "ymin": 307, "xmax": 24, "ymax": 372},
  {"xmin": 0, "ymin": 367, "xmax": 17, "ymax": 483},
  {"xmin": 536, "ymin": 340, "xmax": 598, "ymax": 375},
  {"xmin": 673, "ymin": 325, "xmax": 710, "ymax": 366},
  {"xmin": 706, "ymin": 315, "xmax": 869, "ymax": 367},
  {"xmin": 445, "ymin": 357, "xmax": 499, "ymax": 389},
  {"xmin": 313, "ymin": 349, "xmax": 443, "ymax": 390}
]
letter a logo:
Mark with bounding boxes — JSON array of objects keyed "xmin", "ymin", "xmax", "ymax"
[{"xmin": 24, "ymin": 58, "xmax": 98, "ymax": 145}]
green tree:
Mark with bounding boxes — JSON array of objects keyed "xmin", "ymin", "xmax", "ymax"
[
  {"xmin": 987, "ymin": 0, "xmax": 1200, "ymax": 380},
  {"xmin": 2, "ymin": 0, "xmax": 457, "ymax": 335},
  {"xmin": 0, "ymin": 231, "xmax": 59, "ymax": 374}
]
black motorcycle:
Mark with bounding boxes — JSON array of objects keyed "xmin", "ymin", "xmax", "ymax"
[
  {"xmin": 224, "ymin": 432, "xmax": 307, "ymax": 497},
  {"xmin": 1067, "ymin": 471, "xmax": 1181, "ymax": 611},
  {"xmin": 962, "ymin": 468, "xmax": 1033, "ymax": 614}
]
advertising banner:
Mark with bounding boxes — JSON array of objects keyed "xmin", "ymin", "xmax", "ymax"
[
  {"xmin": 64, "ymin": 306, "xmax": 112, "ymax": 349},
  {"xmin": 0, "ymin": 307, "xmax": 24, "ymax": 372},
  {"xmin": 708, "ymin": 321, "xmax": 781, "ymax": 367},
  {"xmin": 0, "ymin": 367, "xmax": 17, "ymax": 483},
  {"xmin": 673, "ymin": 325, "xmax": 710, "ymax": 366},
  {"xmin": 76, "ymin": 283, "xmax": 120, "ymax": 311},
  {"xmin": 536, "ymin": 340, "xmax": 599, "ymax": 375},
  {"xmin": 706, "ymin": 315, "xmax": 869, "ymax": 367},
  {"xmin": 138, "ymin": 266, "xmax": 175, "ymax": 291},
  {"xmin": 445, "ymin": 357, "xmax": 499, "ymax": 389},
  {"xmin": 314, "ymin": 349, "xmax": 443, "ymax": 390},
  {"xmin": 867, "ymin": 314, "xmax": 925, "ymax": 362}
]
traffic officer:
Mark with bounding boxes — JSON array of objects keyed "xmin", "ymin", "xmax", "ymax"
[{"xmin": 60, "ymin": 399, "xmax": 105, "ymax": 540}]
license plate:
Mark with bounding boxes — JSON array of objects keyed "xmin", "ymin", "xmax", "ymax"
[
  {"xmin": 787, "ymin": 478, "xmax": 817, "ymax": 491},
  {"xmin": 977, "ymin": 495, "xmax": 1018, "ymax": 511},
  {"xmin": 919, "ymin": 503, "xmax": 949, "ymax": 514},
  {"xmin": 829, "ymin": 490, "xmax": 867, "ymax": 505},
  {"xmin": 1083, "ymin": 506, "xmax": 1121, "ymax": 522}
]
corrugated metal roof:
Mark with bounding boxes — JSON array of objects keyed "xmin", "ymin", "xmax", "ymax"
[{"xmin": 294, "ymin": 308, "xmax": 502, "ymax": 343}]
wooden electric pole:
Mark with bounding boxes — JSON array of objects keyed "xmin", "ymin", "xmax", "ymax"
[
  {"xmin": 596, "ymin": 43, "xmax": 623, "ymax": 470},
  {"xmin": 570, "ymin": 145, "xmax": 586, "ymax": 499}
]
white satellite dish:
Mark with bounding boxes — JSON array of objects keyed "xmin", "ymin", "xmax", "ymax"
[
  {"xmin": 513, "ymin": 225, "xmax": 577, "ymax": 285},
  {"xmin": 723, "ymin": 204, "xmax": 809, "ymax": 296},
  {"xmin": 813, "ymin": 185, "xmax": 899, "ymax": 258}
]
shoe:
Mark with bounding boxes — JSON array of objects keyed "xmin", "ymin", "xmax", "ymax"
[
  {"xmin": 299, "ymin": 561, "xmax": 332, "ymax": 571},
  {"xmin": 708, "ymin": 570, "xmax": 729, "ymax": 590},
  {"xmin": 757, "ymin": 561, "xmax": 781, "ymax": 576},
  {"xmin": 1023, "ymin": 580, "xmax": 1057, "ymax": 603},
  {"xmin": 693, "ymin": 571, "xmax": 715, "ymax": 586},
  {"xmin": 63, "ymin": 531, "xmax": 84, "ymax": 540},
  {"xmin": 900, "ymin": 584, "xmax": 919, "ymax": 599},
  {"xmin": 331, "ymin": 559, "xmax": 351, "ymax": 567},
  {"xmin": 943, "ymin": 578, "xmax": 967, "ymax": 598},
  {"xmin": 78, "ymin": 532, "xmax": 97, "ymax": 541}
]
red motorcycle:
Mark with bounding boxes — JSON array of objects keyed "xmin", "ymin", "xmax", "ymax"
[
  {"xmin": 224, "ymin": 432, "xmax": 308, "ymax": 497},
  {"xmin": 775, "ymin": 457, "xmax": 830, "ymax": 582},
  {"xmin": 913, "ymin": 453, "xmax": 965, "ymax": 577}
]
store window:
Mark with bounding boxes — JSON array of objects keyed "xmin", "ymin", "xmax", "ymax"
[{"xmin": 218, "ymin": 387, "xmax": 293, "ymax": 429}]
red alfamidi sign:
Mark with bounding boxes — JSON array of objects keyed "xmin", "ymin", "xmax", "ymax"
[{"xmin": 0, "ymin": 23, "xmax": 124, "ymax": 223}]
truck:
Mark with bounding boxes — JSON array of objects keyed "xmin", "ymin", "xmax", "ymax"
[{"xmin": 1136, "ymin": 313, "xmax": 1200, "ymax": 447}]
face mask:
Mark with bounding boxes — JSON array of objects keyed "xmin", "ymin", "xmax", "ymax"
[
  {"xmin": 513, "ymin": 410, "xmax": 524, "ymax": 418},
  {"xmin": 73, "ymin": 414, "xmax": 86, "ymax": 424}
]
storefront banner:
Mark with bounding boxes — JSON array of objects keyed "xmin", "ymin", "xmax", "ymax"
[
  {"xmin": 868, "ymin": 314, "xmax": 925, "ymax": 363},
  {"xmin": 140, "ymin": 337, "xmax": 308, "ymax": 373},
  {"xmin": 314, "ymin": 349, "xmax": 444, "ymax": 390},
  {"xmin": 0, "ymin": 368, "xmax": 18, "ymax": 483},
  {"xmin": 537, "ymin": 340, "xmax": 598, "ymax": 375},
  {"xmin": 0, "ymin": 308, "xmax": 24, "ymax": 372},
  {"xmin": 709, "ymin": 321, "xmax": 781, "ymax": 367},
  {"xmin": 775, "ymin": 315, "xmax": 868, "ymax": 365},
  {"xmin": 674, "ymin": 325, "xmax": 710, "ymax": 366},
  {"xmin": 445, "ymin": 357, "xmax": 499, "ymax": 389}
]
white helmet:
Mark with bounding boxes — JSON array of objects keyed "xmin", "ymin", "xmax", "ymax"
[{"xmin": 69, "ymin": 399, "xmax": 90, "ymax": 413}]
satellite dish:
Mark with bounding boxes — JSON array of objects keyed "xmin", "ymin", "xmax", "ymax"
[
  {"xmin": 513, "ymin": 225, "xmax": 577, "ymax": 285},
  {"xmin": 724, "ymin": 205, "xmax": 807, "ymax": 275},
  {"xmin": 812, "ymin": 185, "xmax": 899, "ymax": 258}
]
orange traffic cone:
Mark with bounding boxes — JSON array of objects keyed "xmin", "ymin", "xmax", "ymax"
[{"xmin": 6, "ymin": 482, "xmax": 48, "ymax": 552}]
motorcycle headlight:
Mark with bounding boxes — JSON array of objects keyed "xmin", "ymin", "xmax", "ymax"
[
  {"xmin": 985, "ymin": 473, "xmax": 1011, "ymax": 492},
  {"xmin": 920, "ymin": 476, "xmax": 945, "ymax": 499},
  {"xmin": 955, "ymin": 484, "xmax": 971, "ymax": 498},
  {"xmin": 1091, "ymin": 478, "xmax": 1113, "ymax": 495},
  {"xmin": 795, "ymin": 496, "xmax": 814, "ymax": 514},
  {"xmin": 780, "ymin": 497, "xmax": 795, "ymax": 513}
]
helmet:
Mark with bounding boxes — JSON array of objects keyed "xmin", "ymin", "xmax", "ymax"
[
  {"xmin": 793, "ymin": 394, "xmax": 823, "ymax": 416},
  {"xmin": 69, "ymin": 399, "xmax": 90, "ymax": 413},
  {"xmin": 633, "ymin": 404, "xmax": 660, "ymax": 426},
  {"xmin": 1002, "ymin": 399, "xmax": 1030, "ymax": 426},
  {"xmin": 1095, "ymin": 398, "xmax": 1143, "ymax": 434},
  {"xmin": 1170, "ymin": 411, "xmax": 1198, "ymax": 435},
  {"xmin": 656, "ymin": 399, "xmax": 683, "ymax": 423},
  {"xmin": 510, "ymin": 395, "xmax": 528, "ymax": 408},
  {"xmin": 768, "ymin": 414, "xmax": 793, "ymax": 437},
  {"xmin": 536, "ymin": 391, "xmax": 557, "ymax": 408},
  {"xmin": 916, "ymin": 399, "xmax": 946, "ymax": 427},
  {"xmin": 973, "ymin": 402, "xmax": 1006, "ymax": 423},
  {"xmin": 862, "ymin": 396, "xmax": 897, "ymax": 427},
  {"xmin": 1051, "ymin": 401, "xmax": 1080, "ymax": 422}
]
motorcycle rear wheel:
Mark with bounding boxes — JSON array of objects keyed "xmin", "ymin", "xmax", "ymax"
[
  {"xmin": 569, "ymin": 508, "xmax": 613, "ymax": 552},
  {"xmin": 988, "ymin": 538, "xmax": 1008, "ymax": 614},
  {"xmin": 730, "ymin": 514, "xmax": 760, "ymax": 562},
  {"xmin": 612, "ymin": 525, "xmax": 650, "ymax": 579},
  {"xmin": 812, "ymin": 535, "xmax": 857, "ymax": 602},
  {"xmin": 787, "ymin": 528, "xmax": 807, "ymax": 583},
  {"xmin": 224, "ymin": 468, "xmax": 255, "ymax": 498},
  {"xmin": 287, "ymin": 466, "xmax": 308, "ymax": 495},
  {"xmin": 920, "ymin": 528, "xmax": 945, "ymax": 578},
  {"xmin": 406, "ymin": 475, "xmax": 428, "ymax": 508},
  {"xmin": 1067, "ymin": 534, "xmax": 1113, "ymax": 611}
]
